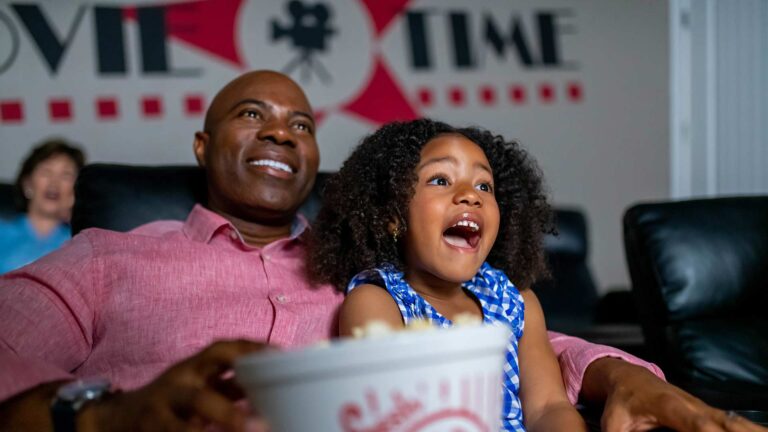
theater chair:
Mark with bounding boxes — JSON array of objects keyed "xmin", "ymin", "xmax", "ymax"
[
  {"xmin": 72, "ymin": 164, "xmax": 642, "ymax": 350},
  {"xmin": 71, "ymin": 164, "xmax": 325, "ymax": 235},
  {"xmin": 624, "ymin": 196, "xmax": 768, "ymax": 410},
  {"xmin": 0, "ymin": 183, "xmax": 18, "ymax": 221},
  {"xmin": 533, "ymin": 210, "xmax": 645, "ymax": 356}
]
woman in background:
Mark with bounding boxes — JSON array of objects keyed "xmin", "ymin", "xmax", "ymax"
[{"xmin": 0, "ymin": 139, "xmax": 85, "ymax": 274}]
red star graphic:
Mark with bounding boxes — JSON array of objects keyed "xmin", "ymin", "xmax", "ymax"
[
  {"xmin": 124, "ymin": 0, "xmax": 419, "ymax": 126},
  {"xmin": 341, "ymin": 56, "xmax": 418, "ymax": 125},
  {"xmin": 338, "ymin": 0, "xmax": 420, "ymax": 126},
  {"xmin": 124, "ymin": 0, "xmax": 245, "ymax": 69}
]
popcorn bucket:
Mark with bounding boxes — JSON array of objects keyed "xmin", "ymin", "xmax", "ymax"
[{"xmin": 235, "ymin": 324, "xmax": 511, "ymax": 432}]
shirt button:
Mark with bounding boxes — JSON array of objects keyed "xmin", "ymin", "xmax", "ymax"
[
  {"xmin": 229, "ymin": 231, "xmax": 238, "ymax": 241},
  {"xmin": 275, "ymin": 295, "xmax": 287, "ymax": 303},
  {"xmin": 263, "ymin": 255, "xmax": 271, "ymax": 261}
]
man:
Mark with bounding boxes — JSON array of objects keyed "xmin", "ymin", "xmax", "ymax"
[{"xmin": 0, "ymin": 71, "xmax": 760, "ymax": 432}]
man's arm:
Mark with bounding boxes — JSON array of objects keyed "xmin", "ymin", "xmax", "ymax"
[
  {"xmin": 0, "ymin": 233, "xmax": 102, "ymax": 429},
  {"xmin": 0, "ymin": 340, "xmax": 265, "ymax": 432},
  {"xmin": 549, "ymin": 332, "xmax": 767, "ymax": 432},
  {"xmin": 0, "ymin": 234, "xmax": 100, "ymax": 402},
  {"xmin": 0, "ymin": 235, "xmax": 269, "ymax": 432},
  {"xmin": 519, "ymin": 292, "xmax": 586, "ymax": 431},
  {"xmin": 583, "ymin": 358, "xmax": 766, "ymax": 432},
  {"xmin": 547, "ymin": 331, "xmax": 664, "ymax": 405}
]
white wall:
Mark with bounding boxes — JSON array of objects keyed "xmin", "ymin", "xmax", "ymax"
[
  {"xmin": 0, "ymin": 0, "xmax": 670, "ymax": 292},
  {"xmin": 671, "ymin": 0, "xmax": 768, "ymax": 198}
]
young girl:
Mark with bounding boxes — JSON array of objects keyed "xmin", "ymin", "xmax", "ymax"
[{"xmin": 308, "ymin": 119, "xmax": 586, "ymax": 431}]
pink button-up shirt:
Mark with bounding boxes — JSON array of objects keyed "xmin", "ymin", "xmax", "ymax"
[
  {"xmin": 0, "ymin": 205, "xmax": 343, "ymax": 400},
  {"xmin": 0, "ymin": 205, "xmax": 662, "ymax": 403}
]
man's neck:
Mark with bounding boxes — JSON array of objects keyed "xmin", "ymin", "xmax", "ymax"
[{"xmin": 212, "ymin": 208, "xmax": 293, "ymax": 248}]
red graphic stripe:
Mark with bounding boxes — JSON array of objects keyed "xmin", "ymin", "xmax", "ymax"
[
  {"xmin": 49, "ymin": 98, "xmax": 73, "ymax": 121},
  {"xmin": 141, "ymin": 96, "xmax": 163, "ymax": 118},
  {"xmin": 184, "ymin": 94, "xmax": 205, "ymax": 116},
  {"xmin": 96, "ymin": 97, "xmax": 119, "ymax": 120},
  {"xmin": 479, "ymin": 85, "xmax": 496, "ymax": 106},
  {"xmin": 567, "ymin": 81, "xmax": 583, "ymax": 102},
  {"xmin": 449, "ymin": 87, "xmax": 465, "ymax": 107},
  {"xmin": 417, "ymin": 87, "xmax": 433, "ymax": 107},
  {"xmin": 509, "ymin": 85, "xmax": 527, "ymax": 104},
  {"xmin": 0, "ymin": 100, "xmax": 24, "ymax": 123},
  {"xmin": 539, "ymin": 82, "xmax": 555, "ymax": 103}
]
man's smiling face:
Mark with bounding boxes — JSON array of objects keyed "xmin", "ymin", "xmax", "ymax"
[{"xmin": 194, "ymin": 71, "xmax": 320, "ymax": 225}]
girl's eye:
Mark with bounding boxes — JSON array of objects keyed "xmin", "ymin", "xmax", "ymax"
[
  {"xmin": 476, "ymin": 182, "xmax": 493, "ymax": 193},
  {"xmin": 427, "ymin": 176, "xmax": 449, "ymax": 186}
]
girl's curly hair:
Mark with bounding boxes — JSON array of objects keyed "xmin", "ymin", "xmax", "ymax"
[{"xmin": 307, "ymin": 118, "xmax": 553, "ymax": 291}]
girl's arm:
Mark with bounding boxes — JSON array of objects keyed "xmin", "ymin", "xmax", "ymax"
[
  {"xmin": 518, "ymin": 289, "xmax": 587, "ymax": 431},
  {"xmin": 338, "ymin": 284, "xmax": 404, "ymax": 336}
]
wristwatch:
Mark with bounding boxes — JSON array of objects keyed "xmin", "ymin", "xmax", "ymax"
[{"xmin": 50, "ymin": 378, "xmax": 111, "ymax": 432}]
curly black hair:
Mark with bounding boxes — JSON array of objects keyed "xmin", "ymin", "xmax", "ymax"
[{"xmin": 307, "ymin": 118, "xmax": 553, "ymax": 292}]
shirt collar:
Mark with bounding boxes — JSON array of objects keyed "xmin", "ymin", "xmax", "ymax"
[{"xmin": 182, "ymin": 204, "xmax": 310, "ymax": 244}]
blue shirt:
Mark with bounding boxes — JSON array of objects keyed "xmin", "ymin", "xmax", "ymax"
[
  {"xmin": 0, "ymin": 215, "xmax": 71, "ymax": 274},
  {"xmin": 348, "ymin": 262, "xmax": 526, "ymax": 431}
]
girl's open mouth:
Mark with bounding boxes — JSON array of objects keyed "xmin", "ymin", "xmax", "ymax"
[{"xmin": 443, "ymin": 219, "xmax": 481, "ymax": 249}]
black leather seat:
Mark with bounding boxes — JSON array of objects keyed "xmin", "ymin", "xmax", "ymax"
[
  {"xmin": 72, "ymin": 163, "xmax": 642, "ymax": 350},
  {"xmin": 624, "ymin": 196, "xmax": 768, "ymax": 410},
  {"xmin": 72, "ymin": 164, "xmax": 327, "ymax": 235},
  {"xmin": 0, "ymin": 183, "xmax": 18, "ymax": 221},
  {"xmin": 535, "ymin": 210, "xmax": 644, "ymax": 355},
  {"xmin": 72, "ymin": 165, "xmax": 207, "ymax": 234}
]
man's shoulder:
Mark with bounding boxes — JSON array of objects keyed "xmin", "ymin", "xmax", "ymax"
[
  {"xmin": 129, "ymin": 220, "xmax": 185, "ymax": 237},
  {"xmin": 76, "ymin": 219, "xmax": 185, "ymax": 243}
]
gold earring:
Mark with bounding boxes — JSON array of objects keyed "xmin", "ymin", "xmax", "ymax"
[{"xmin": 392, "ymin": 225, "xmax": 400, "ymax": 243}]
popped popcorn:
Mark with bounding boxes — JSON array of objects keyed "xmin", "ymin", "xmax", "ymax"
[{"xmin": 350, "ymin": 313, "xmax": 482, "ymax": 339}]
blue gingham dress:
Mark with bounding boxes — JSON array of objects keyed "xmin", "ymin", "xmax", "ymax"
[{"xmin": 347, "ymin": 262, "xmax": 526, "ymax": 431}]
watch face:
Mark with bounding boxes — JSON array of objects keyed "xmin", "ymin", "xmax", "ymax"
[{"xmin": 58, "ymin": 377, "xmax": 111, "ymax": 402}]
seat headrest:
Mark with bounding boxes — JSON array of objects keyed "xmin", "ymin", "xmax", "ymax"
[
  {"xmin": 545, "ymin": 208, "xmax": 588, "ymax": 258},
  {"xmin": 72, "ymin": 164, "xmax": 207, "ymax": 235},
  {"xmin": 0, "ymin": 183, "xmax": 19, "ymax": 221},
  {"xmin": 624, "ymin": 196, "xmax": 768, "ymax": 320},
  {"xmin": 71, "ymin": 164, "xmax": 333, "ymax": 235}
]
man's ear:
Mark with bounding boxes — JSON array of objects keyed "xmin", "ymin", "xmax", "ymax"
[{"xmin": 193, "ymin": 131, "xmax": 209, "ymax": 167}]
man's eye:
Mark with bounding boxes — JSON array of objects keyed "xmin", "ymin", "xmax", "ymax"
[
  {"xmin": 427, "ymin": 177, "xmax": 449, "ymax": 186},
  {"xmin": 476, "ymin": 183, "xmax": 493, "ymax": 193},
  {"xmin": 294, "ymin": 122, "xmax": 313, "ymax": 133},
  {"xmin": 241, "ymin": 110, "xmax": 261, "ymax": 119}
]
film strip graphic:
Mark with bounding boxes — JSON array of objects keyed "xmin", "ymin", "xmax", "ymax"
[
  {"xmin": 0, "ymin": 81, "xmax": 582, "ymax": 124},
  {"xmin": 0, "ymin": 94, "xmax": 206, "ymax": 124},
  {"xmin": 417, "ymin": 81, "xmax": 583, "ymax": 108}
]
